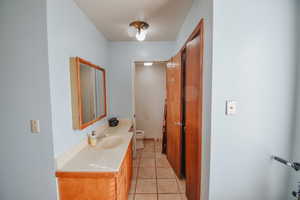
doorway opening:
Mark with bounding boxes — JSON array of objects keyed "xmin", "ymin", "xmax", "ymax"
[
  {"xmin": 134, "ymin": 61, "xmax": 167, "ymax": 141},
  {"xmin": 131, "ymin": 61, "xmax": 187, "ymax": 199},
  {"xmin": 130, "ymin": 19, "xmax": 204, "ymax": 200}
]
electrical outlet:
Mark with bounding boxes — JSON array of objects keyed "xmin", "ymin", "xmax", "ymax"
[{"xmin": 30, "ymin": 120, "xmax": 40, "ymax": 133}]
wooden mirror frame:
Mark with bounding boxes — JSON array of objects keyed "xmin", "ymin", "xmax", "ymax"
[{"xmin": 70, "ymin": 57, "xmax": 107, "ymax": 130}]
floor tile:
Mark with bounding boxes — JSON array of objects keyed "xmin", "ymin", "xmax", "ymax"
[
  {"xmin": 155, "ymin": 141, "xmax": 162, "ymax": 147},
  {"xmin": 156, "ymin": 153, "xmax": 166, "ymax": 158},
  {"xmin": 158, "ymin": 194, "xmax": 182, "ymax": 200},
  {"xmin": 145, "ymin": 143, "xmax": 155, "ymax": 148},
  {"xmin": 156, "ymin": 167, "xmax": 175, "ymax": 179},
  {"xmin": 155, "ymin": 140, "xmax": 162, "ymax": 144},
  {"xmin": 141, "ymin": 152, "xmax": 156, "ymax": 158},
  {"xmin": 156, "ymin": 157, "xmax": 171, "ymax": 168},
  {"xmin": 135, "ymin": 194, "xmax": 157, "ymax": 200},
  {"xmin": 129, "ymin": 180, "xmax": 136, "ymax": 194},
  {"xmin": 128, "ymin": 194, "xmax": 135, "ymax": 200},
  {"xmin": 133, "ymin": 167, "xmax": 138, "ymax": 179},
  {"xmin": 133, "ymin": 158, "xmax": 140, "ymax": 167},
  {"xmin": 156, "ymin": 149, "xmax": 162, "ymax": 154},
  {"xmin": 130, "ymin": 139, "xmax": 186, "ymax": 199},
  {"xmin": 176, "ymin": 178, "xmax": 185, "ymax": 194},
  {"xmin": 135, "ymin": 152, "xmax": 142, "ymax": 159},
  {"xmin": 155, "ymin": 145, "xmax": 162, "ymax": 152},
  {"xmin": 138, "ymin": 167, "xmax": 156, "ymax": 179},
  {"xmin": 181, "ymin": 194, "xmax": 188, "ymax": 200},
  {"xmin": 143, "ymin": 145, "xmax": 155, "ymax": 152},
  {"xmin": 157, "ymin": 179, "xmax": 180, "ymax": 194},
  {"xmin": 145, "ymin": 140, "xmax": 155, "ymax": 145},
  {"xmin": 140, "ymin": 158, "xmax": 156, "ymax": 167},
  {"xmin": 136, "ymin": 179, "xmax": 157, "ymax": 194}
]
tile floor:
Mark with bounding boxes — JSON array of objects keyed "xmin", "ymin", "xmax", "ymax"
[{"xmin": 128, "ymin": 140, "xmax": 187, "ymax": 200}]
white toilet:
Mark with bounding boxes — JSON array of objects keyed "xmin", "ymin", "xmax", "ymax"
[{"xmin": 135, "ymin": 130, "xmax": 145, "ymax": 150}]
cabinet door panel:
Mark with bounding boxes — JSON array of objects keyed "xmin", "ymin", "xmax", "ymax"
[
  {"xmin": 58, "ymin": 177, "xmax": 116, "ymax": 200},
  {"xmin": 117, "ymin": 142, "xmax": 132, "ymax": 200},
  {"xmin": 126, "ymin": 142, "xmax": 133, "ymax": 193}
]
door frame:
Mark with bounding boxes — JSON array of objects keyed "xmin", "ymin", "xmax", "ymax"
[{"xmin": 180, "ymin": 19, "xmax": 204, "ymax": 53}]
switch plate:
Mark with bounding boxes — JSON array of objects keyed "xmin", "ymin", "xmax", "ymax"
[
  {"xmin": 30, "ymin": 120, "xmax": 40, "ymax": 133},
  {"xmin": 226, "ymin": 100, "xmax": 237, "ymax": 115}
]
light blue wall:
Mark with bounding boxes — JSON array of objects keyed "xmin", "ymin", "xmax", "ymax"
[
  {"xmin": 174, "ymin": 0, "xmax": 213, "ymax": 199},
  {"xmin": 288, "ymin": 1, "xmax": 300, "ymax": 199},
  {"xmin": 175, "ymin": 0, "xmax": 212, "ymax": 53},
  {"xmin": 47, "ymin": 0, "xmax": 109, "ymax": 157},
  {"xmin": 108, "ymin": 41, "xmax": 174, "ymax": 118},
  {"xmin": 0, "ymin": 0, "xmax": 57, "ymax": 199},
  {"xmin": 210, "ymin": 0, "xmax": 298, "ymax": 200}
]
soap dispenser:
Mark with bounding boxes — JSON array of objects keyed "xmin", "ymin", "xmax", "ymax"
[{"xmin": 88, "ymin": 131, "xmax": 97, "ymax": 147}]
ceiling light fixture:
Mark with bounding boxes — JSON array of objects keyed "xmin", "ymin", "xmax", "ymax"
[
  {"xmin": 128, "ymin": 21, "xmax": 149, "ymax": 42},
  {"xmin": 144, "ymin": 62, "xmax": 153, "ymax": 66}
]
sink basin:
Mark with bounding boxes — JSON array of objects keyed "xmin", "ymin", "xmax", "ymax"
[{"xmin": 98, "ymin": 136, "xmax": 124, "ymax": 149}]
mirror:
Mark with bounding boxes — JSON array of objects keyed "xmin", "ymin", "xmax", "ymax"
[{"xmin": 70, "ymin": 57, "xmax": 107, "ymax": 130}]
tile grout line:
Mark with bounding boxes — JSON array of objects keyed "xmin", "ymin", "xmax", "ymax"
[
  {"xmin": 136, "ymin": 139, "xmax": 183, "ymax": 199},
  {"xmin": 133, "ymin": 148, "xmax": 140, "ymax": 199},
  {"xmin": 158, "ymin": 139, "xmax": 185, "ymax": 200},
  {"xmin": 136, "ymin": 150, "xmax": 142, "ymax": 197},
  {"xmin": 135, "ymin": 139, "xmax": 158, "ymax": 199}
]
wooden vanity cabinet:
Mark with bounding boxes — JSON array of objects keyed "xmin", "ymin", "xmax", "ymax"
[
  {"xmin": 117, "ymin": 142, "xmax": 132, "ymax": 200},
  {"xmin": 56, "ymin": 142, "xmax": 132, "ymax": 200}
]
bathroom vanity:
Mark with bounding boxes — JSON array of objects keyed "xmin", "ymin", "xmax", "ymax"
[{"xmin": 56, "ymin": 122, "xmax": 133, "ymax": 200}]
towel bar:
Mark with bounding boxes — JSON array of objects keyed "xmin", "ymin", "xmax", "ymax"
[{"xmin": 272, "ymin": 156, "xmax": 300, "ymax": 171}]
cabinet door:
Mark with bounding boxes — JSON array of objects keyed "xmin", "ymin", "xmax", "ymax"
[
  {"xmin": 117, "ymin": 142, "xmax": 132, "ymax": 200},
  {"xmin": 58, "ymin": 177, "xmax": 116, "ymax": 200},
  {"xmin": 117, "ymin": 166, "xmax": 127, "ymax": 200},
  {"xmin": 166, "ymin": 53, "xmax": 183, "ymax": 177},
  {"xmin": 126, "ymin": 142, "xmax": 133, "ymax": 193}
]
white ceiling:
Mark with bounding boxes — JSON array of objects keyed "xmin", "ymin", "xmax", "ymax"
[{"xmin": 74, "ymin": 0, "xmax": 193, "ymax": 41}]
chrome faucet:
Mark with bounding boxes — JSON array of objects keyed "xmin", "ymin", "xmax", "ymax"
[{"xmin": 292, "ymin": 182, "xmax": 300, "ymax": 200}]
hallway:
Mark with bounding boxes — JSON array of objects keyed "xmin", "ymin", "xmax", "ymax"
[
  {"xmin": 1, "ymin": 0, "xmax": 299, "ymax": 200},
  {"xmin": 129, "ymin": 140, "xmax": 186, "ymax": 200}
]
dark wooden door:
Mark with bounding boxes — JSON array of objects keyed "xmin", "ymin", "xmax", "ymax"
[
  {"xmin": 185, "ymin": 33, "xmax": 203, "ymax": 200},
  {"xmin": 166, "ymin": 53, "xmax": 183, "ymax": 177}
]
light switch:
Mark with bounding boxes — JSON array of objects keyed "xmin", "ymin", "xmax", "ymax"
[
  {"xmin": 30, "ymin": 120, "xmax": 40, "ymax": 133},
  {"xmin": 226, "ymin": 100, "xmax": 237, "ymax": 115}
]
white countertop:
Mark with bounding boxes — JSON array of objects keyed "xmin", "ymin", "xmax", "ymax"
[{"xmin": 57, "ymin": 121, "xmax": 133, "ymax": 173}]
